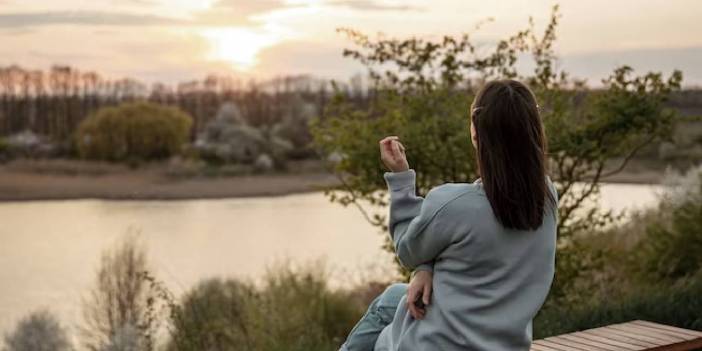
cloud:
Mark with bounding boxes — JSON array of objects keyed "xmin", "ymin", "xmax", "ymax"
[
  {"xmin": 0, "ymin": 1, "xmax": 303, "ymax": 29},
  {"xmin": 255, "ymin": 40, "xmax": 365, "ymax": 79},
  {"xmin": 112, "ymin": 0, "xmax": 159, "ymax": 5},
  {"xmin": 325, "ymin": 0, "xmax": 420, "ymax": 11},
  {"xmin": 0, "ymin": 11, "xmax": 187, "ymax": 28},
  {"xmin": 194, "ymin": 0, "xmax": 304, "ymax": 26},
  {"xmin": 561, "ymin": 46, "xmax": 702, "ymax": 87},
  {"xmin": 0, "ymin": 28, "xmax": 35, "ymax": 36},
  {"xmin": 211, "ymin": 0, "xmax": 289, "ymax": 12}
]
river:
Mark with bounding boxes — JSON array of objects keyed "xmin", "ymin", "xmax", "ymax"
[{"xmin": 0, "ymin": 183, "xmax": 665, "ymax": 338}]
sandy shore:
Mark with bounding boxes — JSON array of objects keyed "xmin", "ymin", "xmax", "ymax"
[
  {"xmin": 0, "ymin": 159, "xmax": 665, "ymax": 202},
  {"xmin": 0, "ymin": 159, "xmax": 342, "ymax": 201}
]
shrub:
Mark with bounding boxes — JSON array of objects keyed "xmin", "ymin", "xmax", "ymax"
[
  {"xmin": 535, "ymin": 165, "xmax": 702, "ymax": 338},
  {"xmin": 167, "ymin": 279, "xmax": 258, "ymax": 351},
  {"xmin": 166, "ymin": 263, "xmax": 365, "ymax": 351},
  {"xmin": 534, "ymin": 270, "xmax": 702, "ymax": 339},
  {"xmin": 75, "ymin": 101, "xmax": 192, "ymax": 161},
  {"xmin": 635, "ymin": 165, "xmax": 702, "ymax": 280},
  {"xmin": 194, "ymin": 101, "xmax": 292, "ymax": 169},
  {"xmin": 0, "ymin": 131, "xmax": 57, "ymax": 159},
  {"xmin": 253, "ymin": 265, "xmax": 362, "ymax": 351},
  {"xmin": 3, "ymin": 310, "xmax": 72, "ymax": 351}
]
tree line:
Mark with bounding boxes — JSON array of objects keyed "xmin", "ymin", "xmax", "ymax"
[{"xmin": 0, "ymin": 65, "xmax": 373, "ymax": 145}]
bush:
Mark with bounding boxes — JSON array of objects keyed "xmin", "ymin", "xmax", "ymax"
[
  {"xmin": 253, "ymin": 265, "xmax": 362, "ymax": 351},
  {"xmin": 193, "ymin": 101, "xmax": 292, "ymax": 169},
  {"xmin": 635, "ymin": 165, "xmax": 702, "ymax": 280},
  {"xmin": 167, "ymin": 279, "xmax": 258, "ymax": 351},
  {"xmin": 3, "ymin": 310, "xmax": 73, "ymax": 351},
  {"xmin": 0, "ymin": 131, "xmax": 58, "ymax": 160},
  {"xmin": 75, "ymin": 101, "xmax": 192, "ymax": 161},
  {"xmin": 534, "ymin": 270, "xmax": 702, "ymax": 339},
  {"xmin": 166, "ymin": 263, "xmax": 365, "ymax": 351},
  {"xmin": 534, "ymin": 165, "xmax": 702, "ymax": 338}
]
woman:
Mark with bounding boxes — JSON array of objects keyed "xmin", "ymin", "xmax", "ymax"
[{"xmin": 339, "ymin": 79, "xmax": 559, "ymax": 351}]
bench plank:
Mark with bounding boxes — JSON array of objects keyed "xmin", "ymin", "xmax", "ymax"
[
  {"xmin": 568, "ymin": 331, "xmax": 644, "ymax": 350},
  {"xmin": 597, "ymin": 326, "xmax": 673, "ymax": 346},
  {"xmin": 626, "ymin": 322, "xmax": 701, "ymax": 341},
  {"xmin": 531, "ymin": 320, "xmax": 702, "ymax": 351},
  {"xmin": 537, "ymin": 339, "xmax": 594, "ymax": 351},
  {"xmin": 582, "ymin": 329, "xmax": 655, "ymax": 349},
  {"xmin": 631, "ymin": 321, "xmax": 702, "ymax": 339},
  {"xmin": 558, "ymin": 334, "xmax": 631, "ymax": 351},
  {"xmin": 608, "ymin": 325, "xmax": 687, "ymax": 344}
]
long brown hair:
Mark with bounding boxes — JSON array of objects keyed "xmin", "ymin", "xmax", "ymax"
[{"xmin": 470, "ymin": 79, "xmax": 556, "ymax": 230}]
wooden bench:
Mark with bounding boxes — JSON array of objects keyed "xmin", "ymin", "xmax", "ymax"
[{"xmin": 531, "ymin": 320, "xmax": 702, "ymax": 351}]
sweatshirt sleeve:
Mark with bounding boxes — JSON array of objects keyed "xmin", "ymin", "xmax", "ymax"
[
  {"xmin": 411, "ymin": 262, "xmax": 434, "ymax": 278},
  {"xmin": 383, "ymin": 169, "xmax": 456, "ymax": 270}
]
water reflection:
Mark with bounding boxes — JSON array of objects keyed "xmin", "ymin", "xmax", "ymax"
[{"xmin": 0, "ymin": 183, "xmax": 664, "ymax": 336}]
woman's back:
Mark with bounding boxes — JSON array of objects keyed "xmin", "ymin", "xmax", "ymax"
[
  {"xmin": 341, "ymin": 79, "xmax": 559, "ymax": 351},
  {"xmin": 373, "ymin": 173, "xmax": 558, "ymax": 351}
]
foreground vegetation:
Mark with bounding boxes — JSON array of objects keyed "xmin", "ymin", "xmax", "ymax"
[
  {"xmin": 4, "ymin": 165, "xmax": 702, "ymax": 351},
  {"xmin": 534, "ymin": 165, "xmax": 702, "ymax": 337}
]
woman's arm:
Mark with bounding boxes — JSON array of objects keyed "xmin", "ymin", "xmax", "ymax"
[
  {"xmin": 379, "ymin": 136, "xmax": 455, "ymax": 270},
  {"xmin": 384, "ymin": 169, "xmax": 456, "ymax": 270}
]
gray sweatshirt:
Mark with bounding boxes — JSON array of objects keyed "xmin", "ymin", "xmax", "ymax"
[{"xmin": 373, "ymin": 169, "xmax": 558, "ymax": 351}]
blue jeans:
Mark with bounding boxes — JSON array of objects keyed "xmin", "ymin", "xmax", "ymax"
[{"xmin": 339, "ymin": 283, "xmax": 408, "ymax": 351}]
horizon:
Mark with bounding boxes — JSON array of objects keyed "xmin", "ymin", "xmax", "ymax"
[{"xmin": 1, "ymin": 1, "xmax": 702, "ymax": 87}]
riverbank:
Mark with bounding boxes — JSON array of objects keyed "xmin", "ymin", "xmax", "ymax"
[
  {"xmin": 0, "ymin": 159, "xmax": 341, "ymax": 201},
  {"xmin": 0, "ymin": 158, "xmax": 667, "ymax": 201}
]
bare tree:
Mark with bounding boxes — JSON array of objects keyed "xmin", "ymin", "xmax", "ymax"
[
  {"xmin": 3, "ymin": 309, "xmax": 72, "ymax": 351},
  {"xmin": 80, "ymin": 234, "xmax": 155, "ymax": 351}
]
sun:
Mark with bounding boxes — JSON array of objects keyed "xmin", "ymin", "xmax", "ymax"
[{"xmin": 201, "ymin": 28, "xmax": 280, "ymax": 70}]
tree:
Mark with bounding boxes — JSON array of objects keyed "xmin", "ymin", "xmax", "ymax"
[
  {"xmin": 75, "ymin": 101, "xmax": 193, "ymax": 162},
  {"xmin": 3, "ymin": 310, "xmax": 72, "ymax": 351},
  {"xmin": 311, "ymin": 6, "xmax": 682, "ymax": 296},
  {"xmin": 81, "ymin": 235, "xmax": 160, "ymax": 351}
]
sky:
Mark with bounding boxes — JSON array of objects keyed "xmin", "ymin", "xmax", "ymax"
[{"xmin": 1, "ymin": 0, "xmax": 701, "ymax": 86}]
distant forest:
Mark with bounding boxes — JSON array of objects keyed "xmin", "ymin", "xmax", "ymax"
[
  {"xmin": 0, "ymin": 64, "xmax": 700, "ymax": 161},
  {"xmin": 0, "ymin": 65, "xmax": 370, "ymax": 143}
]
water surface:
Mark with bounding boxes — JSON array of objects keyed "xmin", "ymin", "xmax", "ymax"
[{"xmin": 0, "ymin": 183, "xmax": 664, "ymax": 336}]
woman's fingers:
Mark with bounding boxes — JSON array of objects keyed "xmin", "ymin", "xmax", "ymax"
[
  {"xmin": 408, "ymin": 300, "xmax": 416, "ymax": 319},
  {"xmin": 391, "ymin": 141, "xmax": 403, "ymax": 160},
  {"xmin": 409, "ymin": 299, "xmax": 424, "ymax": 319},
  {"xmin": 378, "ymin": 137, "xmax": 403, "ymax": 153},
  {"xmin": 407, "ymin": 289, "xmax": 417, "ymax": 318},
  {"xmin": 379, "ymin": 138, "xmax": 393, "ymax": 160},
  {"xmin": 407, "ymin": 287, "xmax": 422, "ymax": 319},
  {"xmin": 379, "ymin": 136, "xmax": 399, "ymax": 144},
  {"xmin": 422, "ymin": 283, "xmax": 432, "ymax": 305},
  {"xmin": 407, "ymin": 288, "xmax": 427, "ymax": 320},
  {"xmin": 412, "ymin": 299, "xmax": 425, "ymax": 319},
  {"xmin": 378, "ymin": 136, "xmax": 409, "ymax": 172}
]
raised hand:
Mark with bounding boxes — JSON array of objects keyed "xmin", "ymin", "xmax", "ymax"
[{"xmin": 379, "ymin": 136, "xmax": 409, "ymax": 172}]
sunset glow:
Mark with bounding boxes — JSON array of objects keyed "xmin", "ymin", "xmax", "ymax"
[
  {"xmin": 0, "ymin": 0, "xmax": 700, "ymax": 84},
  {"xmin": 201, "ymin": 28, "xmax": 282, "ymax": 70}
]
